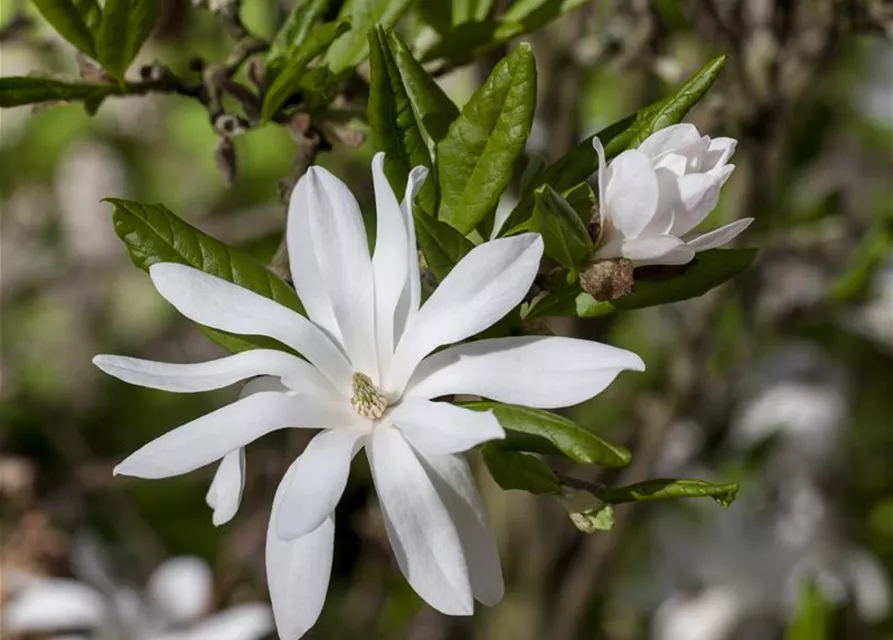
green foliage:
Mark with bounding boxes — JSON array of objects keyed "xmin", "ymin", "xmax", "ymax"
[
  {"xmin": 828, "ymin": 209, "xmax": 893, "ymax": 303},
  {"xmin": 464, "ymin": 401, "xmax": 631, "ymax": 467},
  {"xmin": 530, "ymin": 184, "xmax": 593, "ymax": 271},
  {"xmin": 95, "ymin": 0, "xmax": 159, "ymax": 80},
  {"xmin": 786, "ymin": 578, "xmax": 832, "ymax": 640},
  {"xmin": 368, "ymin": 27, "xmax": 458, "ymax": 213},
  {"xmin": 437, "ymin": 43, "xmax": 536, "ymax": 234},
  {"xmin": 414, "ymin": 211, "xmax": 474, "ymax": 280},
  {"xmin": 599, "ymin": 478, "xmax": 740, "ymax": 508},
  {"xmin": 106, "ymin": 198, "xmax": 303, "ymax": 352},
  {"xmin": 261, "ymin": 21, "xmax": 350, "ymax": 121},
  {"xmin": 500, "ymin": 55, "xmax": 727, "ymax": 234},
  {"xmin": 32, "ymin": 0, "xmax": 101, "ymax": 58},
  {"xmin": 324, "ymin": 0, "xmax": 415, "ymax": 75},
  {"xmin": 265, "ymin": 0, "xmax": 329, "ymax": 84},
  {"xmin": 526, "ymin": 248, "xmax": 758, "ymax": 318},
  {"xmin": 0, "ymin": 77, "xmax": 116, "ymax": 107},
  {"xmin": 482, "ymin": 444, "xmax": 561, "ymax": 494}
]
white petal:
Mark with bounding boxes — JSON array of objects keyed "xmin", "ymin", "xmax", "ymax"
[
  {"xmin": 709, "ymin": 163, "xmax": 736, "ymax": 186},
  {"xmin": 604, "ymin": 149, "xmax": 661, "ymax": 239},
  {"xmin": 389, "ymin": 398, "xmax": 504, "ymax": 455},
  {"xmin": 670, "ymin": 174, "xmax": 720, "ymax": 236},
  {"xmin": 302, "ymin": 167, "xmax": 378, "ymax": 378},
  {"xmin": 114, "ymin": 392, "xmax": 351, "ymax": 479},
  {"xmin": 206, "ymin": 449, "xmax": 245, "ymax": 527},
  {"xmin": 267, "ymin": 463, "xmax": 334, "ymax": 640},
  {"xmin": 653, "ymin": 152, "xmax": 688, "ymax": 176},
  {"xmin": 146, "ymin": 556, "xmax": 212, "ymax": 624},
  {"xmin": 177, "ymin": 603, "xmax": 274, "ymax": 640},
  {"xmin": 643, "ymin": 168, "xmax": 680, "ymax": 236},
  {"xmin": 406, "ymin": 336, "xmax": 644, "ymax": 409},
  {"xmin": 594, "ymin": 235, "xmax": 694, "ymax": 267},
  {"xmin": 371, "ymin": 153, "xmax": 409, "ymax": 378},
  {"xmin": 417, "ymin": 452, "xmax": 504, "ymax": 606},
  {"xmin": 149, "ymin": 263, "xmax": 352, "ymax": 392},
  {"xmin": 92, "ymin": 349, "xmax": 337, "ymax": 400},
  {"xmin": 386, "ymin": 234, "xmax": 543, "ymax": 396},
  {"xmin": 592, "ymin": 137, "xmax": 607, "ymax": 231},
  {"xmin": 685, "ymin": 218, "xmax": 754, "ymax": 251},
  {"xmin": 370, "ymin": 424, "xmax": 473, "ymax": 615},
  {"xmin": 704, "ymin": 136, "xmax": 737, "ymax": 169},
  {"xmin": 394, "ymin": 167, "xmax": 429, "ymax": 342},
  {"xmin": 3, "ymin": 579, "xmax": 105, "ymax": 633},
  {"xmin": 636, "ymin": 124, "xmax": 701, "ymax": 159},
  {"xmin": 276, "ymin": 424, "xmax": 369, "ymax": 540}
]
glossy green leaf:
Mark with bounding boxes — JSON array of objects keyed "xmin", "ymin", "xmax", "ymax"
[
  {"xmin": 0, "ymin": 77, "xmax": 116, "ymax": 107},
  {"xmin": 261, "ymin": 21, "xmax": 349, "ymax": 122},
  {"xmin": 266, "ymin": 0, "xmax": 328, "ymax": 84},
  {"xmin": 324, "ymin": 0, "xmax": 414, "ymax": 75},
  {"xmin": 414, "ymin": 211, "xmax": 474, "ymax": 281},
  {"xmin": 501, "ymin": 55, "xmax": 727, "ymax": 234},
  {"xmin": 531, "ymin": 184, "xmax": 593, "ymax": 269},
  {"xmin": 95, "ymin": 0, "xmax": 158, "ymax": 80},
  {"xmin": 464, "ymin": 402, "xmax": 631, "ymax": 467},
  {"xmin": 526, "ymin": 248, "xmax": 757, "ymax": 318},
  {"xmin": 32, "ymin": 0, "xmax": 101, "ymax": 57},
  {"xmin": 436, "ymin": 44, "xmax": 536, "ymax": 234},
  {"xmin": 107, "ymin": 198, "xmax": 303, "ymax": 353},
  {"xmin": 482, "ymin": 444, "xmax": 560, "ymax": 494},
  {"xmin": 599, "ymin": 478, "xmax": 739, "ymax": 508}
]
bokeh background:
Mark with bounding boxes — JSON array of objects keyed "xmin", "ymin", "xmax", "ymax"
[{"xmin": 2, "ymin": 1, "xmax": 893, "ymax": 638}]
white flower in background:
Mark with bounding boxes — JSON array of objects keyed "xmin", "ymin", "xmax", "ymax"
[
  {"xmin": 93, "ymin": 153, "xmax": 645, "ymax": 638},
  {"xmin": 2, "ymin": 555, "xmax": 273, "ymax": 640},
  {"xmin": 592, "ymin": 124, "xmax": 754, "ymax": 266}
]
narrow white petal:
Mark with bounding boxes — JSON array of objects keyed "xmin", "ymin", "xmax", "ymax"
[
  {"xmin": 386, "ymin": 234, "xmax": 543, "ymax": 396},
  {"xmin": 303, "ymin": 167, "xmax": 378, "ymax": 378},
  {"xmin": 177, "ymin": 603, "xmax": 274, "ymax": 640},
  {"xmin": 709, "ymin": 163, "xmax": 736, "ymax": 186},
  {"xmin": 643, "ymin": 168, "xmax": 680, "ymax": 235},
  {"xmin": 389, "ymin": 398, "xmax": 504, "ymax": 455},
  {"xmin": 149, "ymin": 263, "xmax": 352, "ymax": 392},
  {"xmin": 370, "ymin": 425, "xmax": 473, "ymax": 615},
  {"xmin": 371, "ymin": 153, "xmax": 409, "ymax": 378},
  {"xmin": 407, "ymin": 336, "xmax": 644, "ymax": 409},
  {"xmin": 3, "ymin": 579, "xmax": 105, "ymax": 633},
  {"xmin": 417, "ymin": 452, "xmax": 504, "ymax": 606},
  {"xmin": 636, "ymin": 123, "xmax": 701, "ymax": 160},
  {"xmin": 114, "ymin": 392, "xmax": 350, "ymax": 479},
  {"xmin": 685, "ymin": 218, "xmax": 754, "ymax": 251},
  {"xmin": 92, "ymin": 350, "xmax": 337, "ymax": 400},
  {"xmin": 394, "ymin": 166, "xmax": 429, "ymax": 344},
  {"xmin": 592, "ymin": 137, "xmax": 607, "ymax": 232},
  {"xmin": 206, "ymin": 449, "xmax": 245, "ymax": 527},
  {"xmin": 267, "ymin": 462, "xmax": 334, "ymax": 640},
  {"xmin": 653, "ymin": 152, "xmax": 688, "ymax": 176},
  {"xmin": 595, "ymin": 235, "xmax": 695, "ymax": 267},
  {"xmin": 604, "ymin": 150, "xmax": 662, "ymax": 239},
  {"xmin": 146, "ymin": 556, "xmax": 212, "ymax": 624},
  {"xmin": 276, "ymin": 424, "xmax": 369, "ymax": 540},
  {"xmin": 670, "ymin": 173, "xmax": 720, "ymax": 236},
  {"xmin": 704, "ymin": 136, "xmax": 737, "ymax": 169}
]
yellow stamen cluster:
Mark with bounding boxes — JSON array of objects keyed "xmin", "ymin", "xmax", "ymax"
[{"xmin": 349, "ymin": 372, "xmax": 387, "ymax": 419}]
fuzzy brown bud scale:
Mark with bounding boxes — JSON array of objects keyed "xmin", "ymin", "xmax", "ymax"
[{"xmin": 579, "ymin": 258, "xmax": 635, "ymax": 301}]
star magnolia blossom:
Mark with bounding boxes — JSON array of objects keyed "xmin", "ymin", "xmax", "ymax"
[
  {"xmin": 592, "ymin": 123, "xmax": 754, "ymax": 266},
  {"xmin": 93, "ymin": 153, "xmax": 644, "ymax": 639}
]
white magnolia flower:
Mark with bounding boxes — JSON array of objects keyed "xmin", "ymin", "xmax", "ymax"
[
  {"xmin": 3, "ymin": 556, "xmax": 273, "ymax": 640},
  {"xmin": 93, "ymin": 153, "xmax": 644, "ymax": 639},
  {"xmin": 592, "ymin": 123, "xmax": 754, "ymax": 266}
]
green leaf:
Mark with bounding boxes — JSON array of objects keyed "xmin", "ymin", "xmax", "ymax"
[
  {"xmin": 324, "ymin": 0, "xmax": 415, "ymax": 75},
  {"xmin": 0, "ymin": 76, "xmax": 116, "ymax": 107},
  {"xmin": 464, "ymin": 402, "xmax": 631, "ymax": 467},
  {"xmin": 502, "ymin": 0, "xmax": 590, "ymax": 31},
  {"xmin": 421, "ymin": 20, "xmax": 517, "ymax": 66},
  {"xmin": 531, "ymin": 184, "xmax": 593, "ymax": 270},
  {"xmin": 436, "ymin": 43, "xmax": 536, "ymax": 234},
  {"xmin": 786, "ymin": 578, "xmax": 832, "ymax": 640},
  {"xmin": 569, "ymin": 503, "xmax": 615, "ymax": 533},
  {"xmin": 32, "ymin": 0, "xmax": 101, "ymax": 57},
  {"xmin": 827, "ymin": 210, "xmax": 893, "ymax": 303},
  {"xmin": 261, "ymin": 21, "xmax": 350, "ymax": 121},
  {"xmin": 599, "ymin": 478, "xmax": 739, "ymax": 508},
  {"xmin": 414, "ymin": 211, "xmax": 475, "ymax": 281},
  {"xmin": 266, "ymin": 0, "xmax": 328, "ymax": 83},
  {"xmin": 106, "ymin": 198, "xmax": 304, "ymax": 352},
  {"xmin": 482, "ymin": 444, "xmax": 560, "ymax": 494},
  {"xmin": 501, "ymin": 55, "xmax": 727, "ymax": 234},
  {"xmin": 95, "ymin": 0, "xmax": 159, "ymax": 80},
  {"xmin": 527, "ymin": 248, "xmax": 757, "ymax": 318}
]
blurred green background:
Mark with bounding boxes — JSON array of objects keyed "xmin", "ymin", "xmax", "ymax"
[{"xmin": 2, "ymin": 1, "xmax": 892, "ymax": 638}]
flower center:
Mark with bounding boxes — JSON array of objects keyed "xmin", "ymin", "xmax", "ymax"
[{"xmin": 349, "ymin": 372, "xmax": 388, "ymax": 419}]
